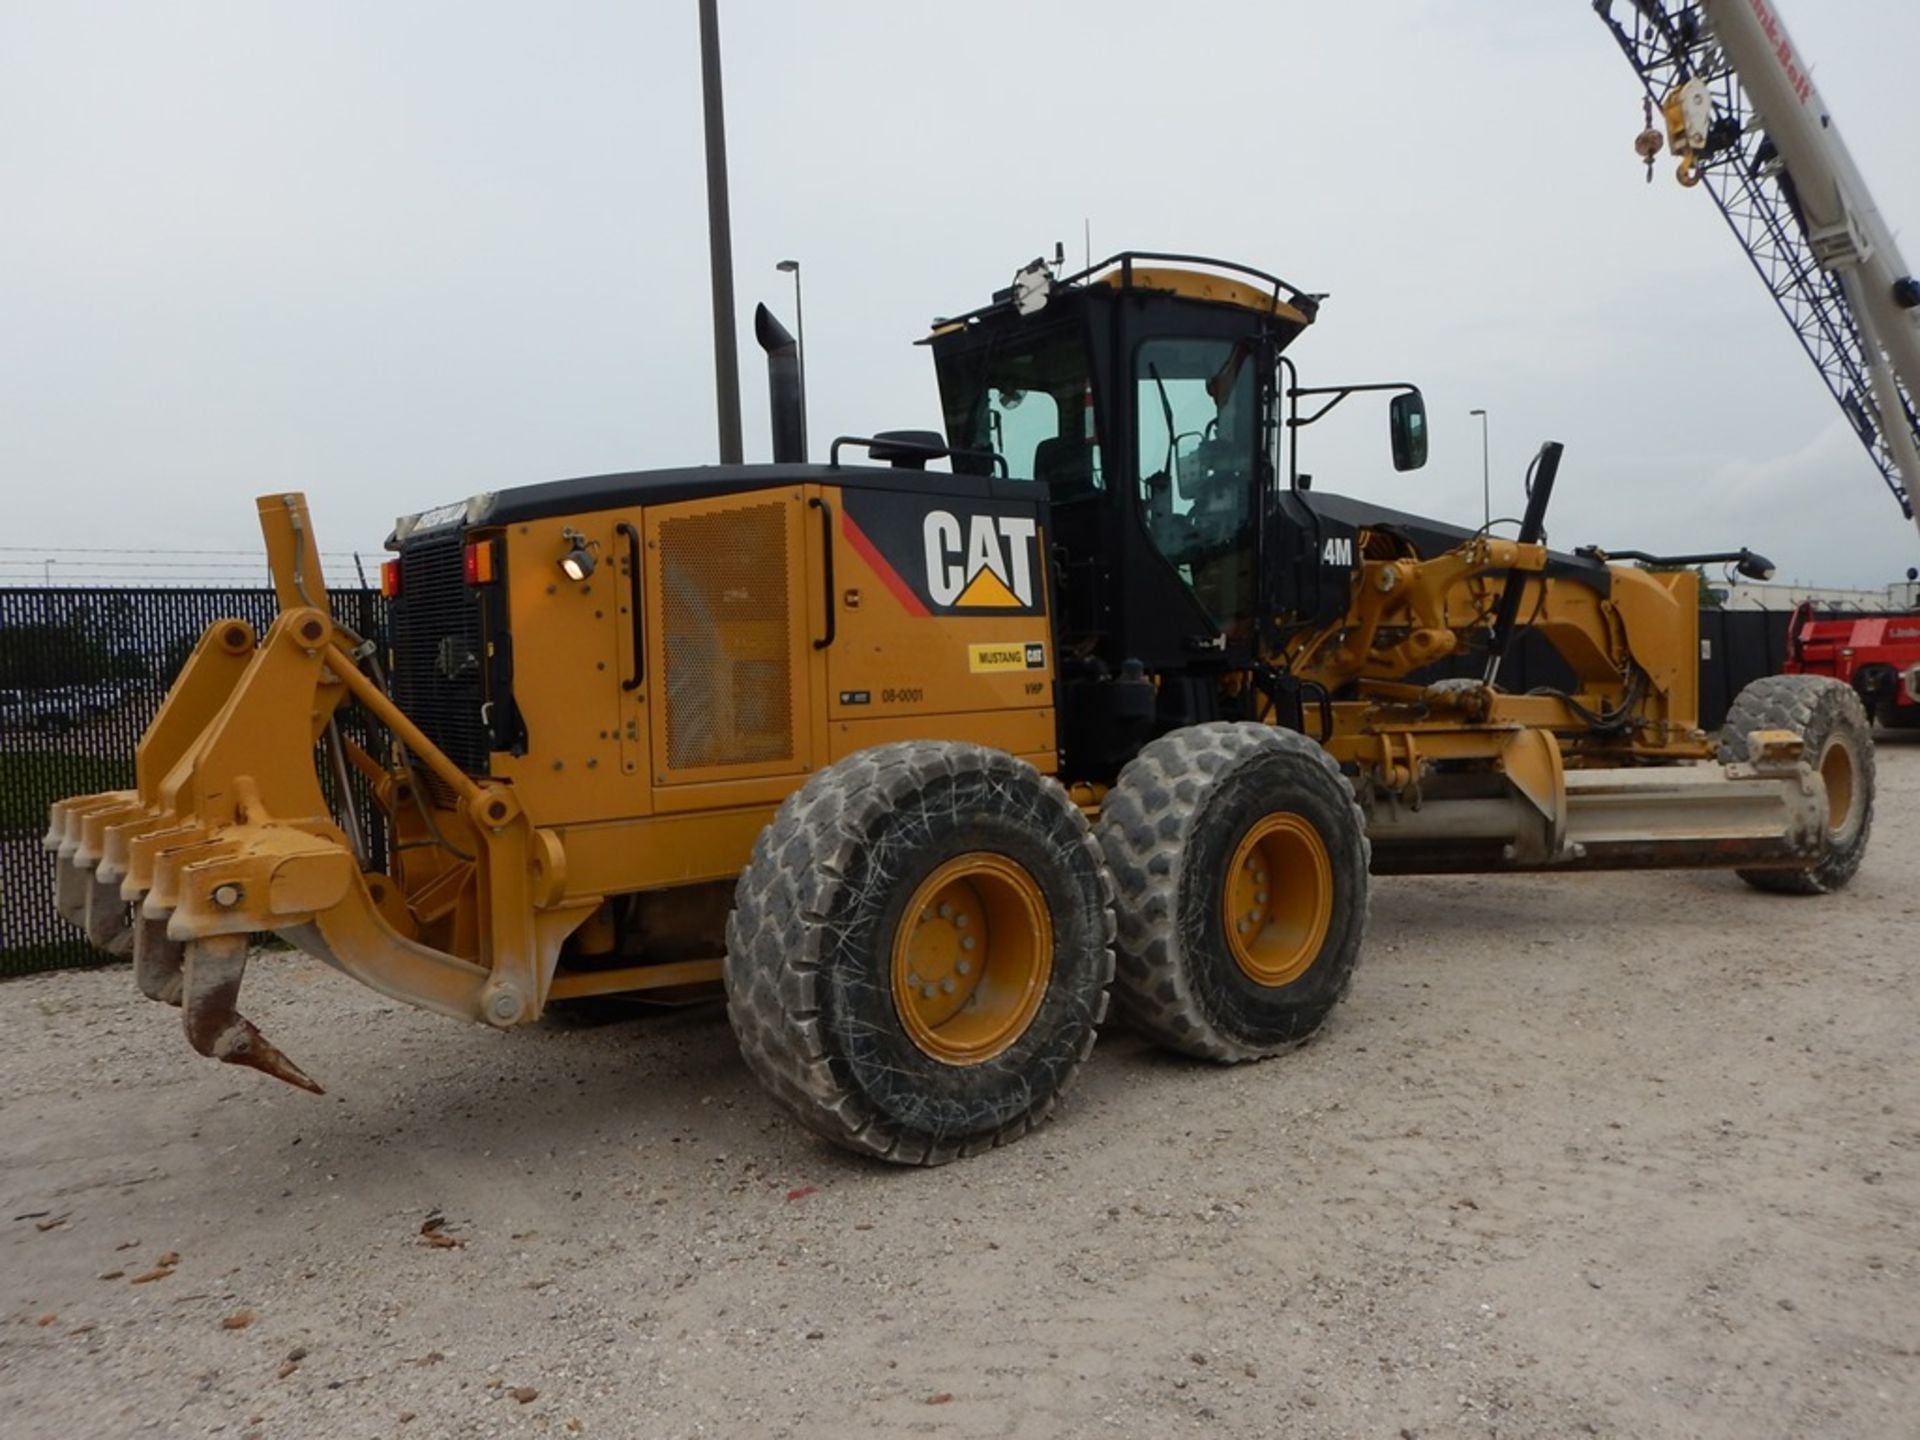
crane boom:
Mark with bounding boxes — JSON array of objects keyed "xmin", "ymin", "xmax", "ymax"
[{"xmin": 1596, "ymin": 0, "xmax": 1920, "ymax": 540}]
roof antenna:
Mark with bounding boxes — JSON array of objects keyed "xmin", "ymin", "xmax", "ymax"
[{"xmin": 1083, "ymin": 219, "xmax": 1090, "ymax": 272}]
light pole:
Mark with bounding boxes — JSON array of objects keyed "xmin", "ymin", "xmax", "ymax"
[
  {"xmin": 776, "ymin": 259, "xmax": 808, "ymax": 460},
  {"xmin": 1469, "ymin": 408, "xmax": 1491, "ymax": 533},
  {"xmin": 698, "ymin": 0, "xmax": 742, "ymax": 464},
  {"xmin": 43, "ymin": 557, "xmax": 56, "ymax": 588}
]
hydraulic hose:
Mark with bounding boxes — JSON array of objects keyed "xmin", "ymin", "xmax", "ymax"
[{"xmin": 1484, "ymin": 441, "xmax": 1564, "ymax": 685}]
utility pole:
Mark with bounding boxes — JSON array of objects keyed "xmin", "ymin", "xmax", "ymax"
[
  {"xmin": 1470, "ymin": 408, "xmax": 1491, "ymax": 532},
  {"xmin": 776, "ymin": 259, "xmax": 807, "ymax": 460},
  {"xmin": 698, "ymin": 0, "xmax": 743, "ymax": 464}
]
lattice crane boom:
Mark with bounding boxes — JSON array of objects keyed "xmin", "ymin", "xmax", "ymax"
[{"xmin": 1596, "ymin": 0, "xmax": 1920, "ymax": 539}]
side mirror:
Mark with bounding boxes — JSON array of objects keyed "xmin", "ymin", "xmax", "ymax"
[{"xmin": 1389, "ymin": 390, "xmax": 1428, "ymax": 472}]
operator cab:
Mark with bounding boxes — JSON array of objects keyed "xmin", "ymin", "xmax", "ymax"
[{"xmin": 929, "ymin": 252, "xmax": 1426, "ymax": 773}]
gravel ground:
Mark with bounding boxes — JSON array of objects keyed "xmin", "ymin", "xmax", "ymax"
[{"xmin": 2, "ymin": 736, "xmax": 1915, "ymax": 1439}]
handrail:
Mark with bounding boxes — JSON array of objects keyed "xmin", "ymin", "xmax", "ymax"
[
  {"xmin": 827, "ymin": 434, "xmax": 1009, "ymax": 477},
  {"xmin": 808, "ymin": 497, "xmax": 836, "ymax": 650},
  {"xmin": 615, "ymin": 521, "xmax": 645, "ymax": 690}
]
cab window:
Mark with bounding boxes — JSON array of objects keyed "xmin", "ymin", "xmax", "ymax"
[
  {"xmin": 936, "ymin": 323, "xmax": 1102, "ymax": 492},
  {"xmin": 987, "ymin": 386, "xmax": 1062, "ymax": 483},
  {"xmin": 1135, "ymin": 336, "xmax": 1257, "ymax": 631}
]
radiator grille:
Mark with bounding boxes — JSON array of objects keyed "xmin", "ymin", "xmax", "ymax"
[
  {"xmin": 389, "ymin": 535, "xmax": 490, "ymax": 785},
  {"xmin": 660, "ymin": 502, "xmax": 793, "ymax": 771}
]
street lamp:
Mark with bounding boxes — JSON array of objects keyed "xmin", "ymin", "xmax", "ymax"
[
  {"xmin": 1469, "ymin": 408, "xmax": 1491, "ymax": 533},
  {"xmin": 776, "ymin": 259, "xmax": 808, "ymax": 460}
]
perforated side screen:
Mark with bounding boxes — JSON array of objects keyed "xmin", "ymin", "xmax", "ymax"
[{"xmin": 659, "ymin": 500, "xmax": 794, "ymax": 772}]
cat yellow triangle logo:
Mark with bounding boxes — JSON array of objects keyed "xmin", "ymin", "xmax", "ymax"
[{"xmin": 955, "ymin": 566, "xmax": 1022, "ymax": 608}]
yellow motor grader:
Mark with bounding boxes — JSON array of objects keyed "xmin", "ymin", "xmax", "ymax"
[{"xmin": 46, "ymin": 253, "xmax": 1873, "ymax": 1163}]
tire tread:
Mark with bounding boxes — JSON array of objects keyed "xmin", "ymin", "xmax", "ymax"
[
  {"xmin": 724, "ymin": 742, "xmax": 1114, "ymax": 1165},
  {"xmin": 1717, "ymin": 674, "xmax": 1875, "ymax": 895},
  {"xmin": 1098, "ymin": 722, "xmax": 1370, "ymax": 1062}
]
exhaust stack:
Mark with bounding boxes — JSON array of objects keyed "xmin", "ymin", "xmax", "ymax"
[{"xmin": 755, "ymin": 303, "xmax": 806, "ymax": 463}]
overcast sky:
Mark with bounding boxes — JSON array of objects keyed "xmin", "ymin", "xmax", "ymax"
[{"xmin": 3, "ymin": 0, "xmax": 1917, "ymax": 588}]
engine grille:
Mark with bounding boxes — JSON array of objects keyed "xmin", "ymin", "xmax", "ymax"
[
  {"xmin": 659, "ymin": 501, "xmax": 794, "ymax": 771},
  {"xmin": 389, "ymin": 534, "xmax": 490, "ymax": 784}
]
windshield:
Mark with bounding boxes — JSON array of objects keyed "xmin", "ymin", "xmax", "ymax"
[{"xmin": 936, "ymin": 323, "xmax": 1102, "ymax": 492}]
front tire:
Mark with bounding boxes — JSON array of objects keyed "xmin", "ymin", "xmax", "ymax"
[
  {"xmin": 724, "ymin": 742, "xmax": 1115, "ymax": 1165},
  {"xmin": 1718, "ymin": 674, "xmax": 1875, "ymax": 894},
  {"xmin": 1098, "ymin": 723, "xmax": 1370, "ymax": 1062}
]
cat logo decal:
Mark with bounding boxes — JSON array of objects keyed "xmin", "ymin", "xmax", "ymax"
[
  {"xmin": 923, "ymin": 511, "xmax": 1039, "ymax": 608},
  {"xmin": 838, "ymin": 490, "xmax": 1046, "ymax": 617}
]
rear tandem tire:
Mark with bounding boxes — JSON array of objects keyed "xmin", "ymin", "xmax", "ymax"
[
  {"xmin": 1717, "ymin": 673, "xmax": 1875, "ymax": 895},
  {"xmin": 1097, "ymin": 722, "xmax": 1370, "ymax": 1062},
  {"xmin": 724, "ymin": 742, "xmax": 1115, "ymax": 1166}
]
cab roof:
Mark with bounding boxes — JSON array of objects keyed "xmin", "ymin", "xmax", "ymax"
[{"xmin": 927, "ymin": 250, "xmax": 1322, "ymax": 340}]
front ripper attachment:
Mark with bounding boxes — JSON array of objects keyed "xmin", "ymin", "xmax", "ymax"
[
  {"xmin": 45, "ymin": 493, "xmax": 592, "ymax": 1094},
  {"xmin": 42, "ymin": 597, "xmax": 354, "ymax": 1093},
  {"xmin": 183, "ymin": 935, "xmax": 324, "ymax": 1093}
]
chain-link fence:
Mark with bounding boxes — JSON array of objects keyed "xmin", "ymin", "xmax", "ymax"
[{"xmin": 1, "ymin": 587, "xmax": 385, "ymax": 977}]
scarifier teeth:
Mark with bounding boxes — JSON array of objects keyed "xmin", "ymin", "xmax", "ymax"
[
  {"xmin": 134, "ymin": 913, "xmax": 184, "ymax": 1007},
  {"xmin": 48, "ymin": 793, "xmax": 151, "ymax": 946},
  {"xmin": 85, "ymin": 873, "xmax": 135, "ymax": 958},
  {"xmin": 54, "ymin": 853, "xmax": 90, "ymax": 929}
]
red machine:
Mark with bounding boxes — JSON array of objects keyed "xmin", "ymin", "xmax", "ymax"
[{"xmin": 1787, "ymin": 603, "xmax": 1920, "ymax": 728}]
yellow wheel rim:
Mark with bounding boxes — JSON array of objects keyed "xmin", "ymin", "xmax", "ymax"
[
  {"xmin": 1223, "ymin": 813, "xmax": 1333, "ymax": 988},
  {"xmin": 1819, "ymin": 735, "xmax": 1857, "ymax": 838},
  {"xmin": 890, "ymin": 853, "xmax": 1053, "ymax": 1066}
]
